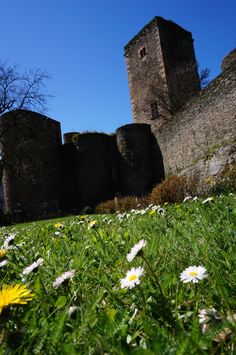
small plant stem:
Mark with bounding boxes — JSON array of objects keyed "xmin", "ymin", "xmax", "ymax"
[
  {"xmin": 138, "ymin": 286, "xmax": 146, "ymax": 315},
  {"xmin": 13, "ymin": 242, "xmax": 27, "ymax": 259},
  {"xmin": 141, "ymin": 254, "xmax": 165, "ymax": 301},
  {"xmin": 194, "ymin": 283, "xmax": 198, "ymax": 313},
  {"xmin": 40, "ymin": 277, "xmax": 48, "ymax": 295}
]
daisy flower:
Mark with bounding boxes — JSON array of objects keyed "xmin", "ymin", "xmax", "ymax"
[
  {"xmin": 52, "ymin": 270, "xmax": 75, "ymax": 288},
  {"xmin": 151, "ymin": 205, "xmax": 160, "ymax": 211},
  {"xmin": 180, "ymin": 265, "xmax": 208, "ymax": 283},
  {"xmin": 0, "ymin": 260, "xmax": 8, "ymax": 268},
  {"xmin": 183, "ymin": 196, "xmax": 192, "ymax": 202},
  {"xmin": 0, "ymin": 284, "xmax": 34, "ymax": 314},
  {"xmin": 88, "ymin": 220, "xmax": 97, "ymax": 229},
  {"xmin": 157, "ymin": 207, "xmax": 166, "ymax": 215},
  {"xmin": 202, "ymin": 197, "xmax": 214, "ymax": 204},
  {"xmin": 198, "ymin": 308, "xmax": 221, "ymax": 333},
  {"xmin": 127, "ymin": 239, "xmax": 147, "ymax": 262},
  {"xmin": 120, "ymin": 267, "xmax": 144, "ymax": 289},
  {"xmin": 54, "ymin": 222, "xmax": 64, "ymax": 229},
  {"xmin": 68, "ymin": 306, "xmax": 78, "ymax": 317},
  {"xmin": 21, "ymin": 258, "xmax": 44, "ymax": 276},
  {"xmin": 3, "ymin": 232, "xmax": 17, "ymax": 249}
]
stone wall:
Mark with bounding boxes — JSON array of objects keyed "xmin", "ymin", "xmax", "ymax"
[
  {"xmin": 60, "ymin": 127, "xmax": 163, "ymax": 209},
  {"xmin": 153, "ymin": 58, "xmax": 236, "ymax": 180},
  {"xmin": 116, "ymin": 124, "xmax": 164, "ymax": 196},
  {"xmin": 73, "ymin": 133, "xmax": 117, "ymax": 209},
  {"xmin": 0, "ymin": 110, "xmax": 62, "ymax": 216}
]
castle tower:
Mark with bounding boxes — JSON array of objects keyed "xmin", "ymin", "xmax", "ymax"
[
  {"xmin": 0, "ymin": 110, "xmax": 62, "ymax": 217},
  {"xmin": 124, "ymin": 17, "xmax": 200, "ymax": 127}
]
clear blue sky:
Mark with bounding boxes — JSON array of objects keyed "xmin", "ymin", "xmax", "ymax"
[{"xmin": 1, "ymin": 0, "xmax": 236, "ymax": 138}]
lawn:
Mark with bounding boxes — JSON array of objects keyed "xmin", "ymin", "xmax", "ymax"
[{"xmin": 0, "ymin": 194, "xmax": 236, "ymax": 354}]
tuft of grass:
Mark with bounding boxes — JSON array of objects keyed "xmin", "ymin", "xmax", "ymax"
[{"xmin": 0, "ymin": 194, "xmax": 235, "ymax": 353}]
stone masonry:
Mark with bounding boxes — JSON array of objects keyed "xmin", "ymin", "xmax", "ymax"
[
  {"xmin": 124, "ymin": 17, "xmax": 200, "ymax": 128},
  {"xmin": 0, "ymin": 16, "xmax": 235, "ymax": 222}
]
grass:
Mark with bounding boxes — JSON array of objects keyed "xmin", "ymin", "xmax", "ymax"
[{"xmin": 0, "ymin": 194, "xmax": 236, "ymax": 354}]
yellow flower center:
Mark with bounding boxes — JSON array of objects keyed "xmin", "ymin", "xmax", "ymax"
[
  {"xmin": 129, "ymin": 274, "xmax": 137, "ymax": 282},
  {"xmin": 189, "ymin": 271, "xmax": 198, "ymax": 277},
  {"xmin": 0, "ymin": 249, "xmax": 8, "ymax": 259}
]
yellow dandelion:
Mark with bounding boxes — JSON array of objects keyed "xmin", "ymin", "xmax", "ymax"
[
  {"xmin": 0, "ymin": 284, "xmax": 34, "ymax": 314},
  {"xmin": 0, "ymin": 249, "xmax": 8, "ymax": 259}
]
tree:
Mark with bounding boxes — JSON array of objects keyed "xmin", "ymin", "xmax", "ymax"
[
  {"xmin": 0, "ymin": 61, "xmax": 50, "ymax": 115},
  {"xmin": 199, "ymin": 67, "xmax": 211, "ymax": 88}
]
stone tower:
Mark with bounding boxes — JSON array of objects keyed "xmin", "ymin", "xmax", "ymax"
[
  {"xmin": 124, "ymin": 17, "xmax": 200, "ymax": 127},
  {"xmin": 0, "ymin": 110, "xmax": 61, "ymax": 217}
]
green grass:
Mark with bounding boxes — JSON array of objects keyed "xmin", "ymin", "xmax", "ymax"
[{"xmin": 0, "ymin": 194, "xmax": 236, "ymax": 354}]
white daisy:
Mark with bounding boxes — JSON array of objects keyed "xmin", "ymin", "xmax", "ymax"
[
  {"xmin": 198, "ymin": 308, "xmax": 221, "ymax": 333},
  {"xmin": 21, "ymin": 258, "xmax": 44, "ymax": 276},
  {"xmin": 227, "ymin": 313, "xmax": 236, "ymax": 324},
  {"xmin": 180, "ymin": 265, "xmax": 208, "ymax": 283},
  {"xmin": 120, "ymin": 267, "xmax": 144, "ymax": 289},
  {"xmin": 157, "ymin": 207, "xmax": 166, "ymax": 215},
  {"xmin": 0, "ymin": 260, "xmax": 8, "ymax": 268},
  {"xmin": 151, "ymin": 205, "xmax": 160, "ymax": 211},
  {"xmin": 127, "ymin": 239, "xmax": 147, "ymax": 262},
  {"xmin": 88, "ymin": 220, "xmax": 97, "ymax": 229},
  {"xmin": 183, "ymin": 196, "xmax": 192, "ymax": 202},
  {"xmin": 68, "ymin": 306, "xmax": 78, "ymax": 317},
  {"xmin": 202, "ymin": 197, "xmax": 214, "ymax": 204},
  {"xmin": 3, "ymin": 232, "xmax": 17, "ymax": 249},
  {"xmin": 52, "ymin": 270, "xmax": 75, "ymax": 288}
]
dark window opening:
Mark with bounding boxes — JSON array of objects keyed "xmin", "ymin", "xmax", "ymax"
[
  {"xmin": 150, "ymin": 101, "xmax": 159, "ymax": 120},
  {"xmin": 139, "ymin": 47, "xmax": 147, "ymax": 59}
]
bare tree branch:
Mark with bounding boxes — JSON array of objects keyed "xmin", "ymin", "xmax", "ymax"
[
  {"xmin": 0, "ymin": 62, "xmax": 51, "ymax": 115},
  {"xmin": 199, "ymin": 67, "xmax": 211, "ymax": 88}
]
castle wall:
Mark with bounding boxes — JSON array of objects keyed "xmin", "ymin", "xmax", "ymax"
[
  {"xmin": 73, "ymin": 133, "xmax": 116, "ymax": 209},
  {"xmin": 153, "ymin": 60, "xmax": 236, "ymax": 178},
  {"xmin": 116, "ymin": 123, "xmax": 164, "ymax": 196},
  {"xmin": 59, "ymin": 142, "xmax": 78, "ymax": 212},
  {"xmin": 0, "ymin": 110, "xmax": 62, "ymax": 215}
]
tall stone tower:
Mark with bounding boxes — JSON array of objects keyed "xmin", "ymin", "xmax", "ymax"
[{"xmin": 124, "ymin": 17, "xmax": 200, "ymax": 127}]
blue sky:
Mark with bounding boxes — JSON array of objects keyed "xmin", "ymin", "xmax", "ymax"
[{"xmin": 1, "ymin": 0, "xmax": 236, "ymax": 138}]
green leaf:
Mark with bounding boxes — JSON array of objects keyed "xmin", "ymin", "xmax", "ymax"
[
  {"xmin": 54, "ymin": 295, "xmax": 67, "ymax": 308},
  {"xmin": 33, "ymin": 275, "xmax": 42, "ymax": 294},
  {"xmin": 61, "ymin": 344, "xmax": 77, "ymax": 355},
  {"xmin": 106, "ymin": 308, "xmax": 116, "ymax": 322}
]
